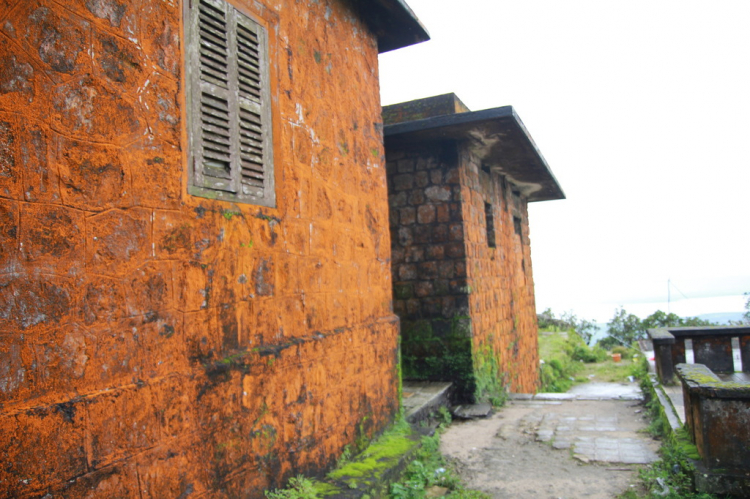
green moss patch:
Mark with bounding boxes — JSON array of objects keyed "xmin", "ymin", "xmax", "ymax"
[
  {"xmin": 327, "ymin": 419, "xmax": 417, "ymax": 482},
  {"xmin": 401, "ymin": 317, "xmax": 477, "ymax": 403}
]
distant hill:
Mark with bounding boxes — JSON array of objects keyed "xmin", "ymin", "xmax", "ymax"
[{"xmin": 695, "ymin": 312, "xmax": 746, "ymax": 325}]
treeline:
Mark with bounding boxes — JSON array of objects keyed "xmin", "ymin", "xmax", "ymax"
[
  {"xmin": 599, "ymin": 308, "xmax": 713, "ymax": 348},
  {"xmin": 537, "ymin": 308, "xmax": 714, "ymax": 349},
  {"xmin": 540, "ymin": 293, "xmax": 750, "ymax": 349}
]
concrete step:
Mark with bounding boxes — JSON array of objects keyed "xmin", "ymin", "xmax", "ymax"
[{"xmin": 402, "ymin": 381, "xmax": 453, "ymax": 424}]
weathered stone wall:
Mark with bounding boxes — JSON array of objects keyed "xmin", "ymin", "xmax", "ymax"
[
  {"xmin": 459, "ymin": 150, "xmax": 539, "ymax": 394},
  {"xmin": 386, "ymin": 142, "xmax": 476, "ymax": 398},
  {"xmin": 386, "ymin": 139, "xmax": 540, "ymax": 402},
  {"xmin": 0, "ymin": 0, "xmax": 397, "ymax": 496}
]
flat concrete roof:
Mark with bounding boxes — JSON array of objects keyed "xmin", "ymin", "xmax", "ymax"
[
  {"xmin": 354, "ymin": 0, "xmax": 430, "ymax": 53},
  {"xmin": 384, "ymin": 105, "xmax": 565, "ymax": 202}
]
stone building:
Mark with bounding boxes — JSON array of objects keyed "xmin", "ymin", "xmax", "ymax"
[
  {"xmin": 0, "ymin": 0, "xmax": 427, "ymax": 496},
  {"xmin": 384, "ymin": 94, "xmax": 564, "ymax": 400}
]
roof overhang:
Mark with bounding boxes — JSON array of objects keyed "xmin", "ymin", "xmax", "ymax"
[
  {"xmin": 349, "ymin": 0, "xmax": 430, "ymax": 53},
  {"xmin": 384, "ymin": 106, "xmax": 565, "ymax": 202}
]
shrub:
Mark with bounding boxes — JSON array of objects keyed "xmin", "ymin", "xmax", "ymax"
[{"xmin": 611, "ymin": 345, "xmax": 630, "ymax": 356}]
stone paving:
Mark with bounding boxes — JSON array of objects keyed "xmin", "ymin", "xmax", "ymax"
[
  {"xmin": 529, "ymin": 407, "xmax": 659, "ymax": 464},
  {"xmin": 509, "ymin": 383, "xmax": 659, "ymax": 465}
]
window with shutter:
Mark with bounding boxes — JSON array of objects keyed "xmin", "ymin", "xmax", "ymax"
[{"xmin": 185, "ymin": 0, "xmax": 275, "ymax": 207}]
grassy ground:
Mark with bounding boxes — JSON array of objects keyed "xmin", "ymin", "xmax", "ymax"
[
  {"xmin": 577, "ymin": 356, "xmax": 638, "ymax": 384},
  {"xmin": 538, "ymin": 329, "xmax": 639, "ymax": 392}
]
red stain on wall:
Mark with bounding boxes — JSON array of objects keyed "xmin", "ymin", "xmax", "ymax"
[{"xmin": 0, "ymin": 0, "xmax": 398, "ymax": 496}]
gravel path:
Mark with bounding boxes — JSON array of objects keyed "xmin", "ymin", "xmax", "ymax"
[{"xmin": 441, "ymin": 386, "xmax": 659, "ymax": 499}]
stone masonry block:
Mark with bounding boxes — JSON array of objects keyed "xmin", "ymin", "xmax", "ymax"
[
  {"xmin": 432, "ymin": 224, "xmax": 449, "ymax": 242},
  {"xmin": 414, "ymin": 281, "xmax": 434, "ymax": 298},
  {"xmin": 183, "ymin": 308, "xmax": 219, "ymax": 364},
  {"xmin": 0, "ymin": 274, "xmax": 75, "ymax": 329},
  {"xmin": 438, "ymin": 261, "xmax": 456, "ymax": 279},
  {"xmin": 446, "ymin": 242, "xmax": 465, "ymax": 259},
  {"xmin": 154, "ymin": 211, "xmax": 194, "ymax": 261},
  {"xmin": 397, "ymin": 226, "xmax": 413, "ymax": 246},
  {"xmin": 426, "ymin": 244, "xmax": 445, "ymax": 260},
  {"xmin": 136, "ymin": 72, "xmax": 181, "ymax": 146},
  {"xmin": 413, "ymin": 225, "xmax": 431, "ymax": 244},
  {"xmin": 398, "ymin": 264, "xmax": 417, "ymax": 281},
  {"xmin": 393, "ymin": 173, "xmax": 414, "ymax": 191},
  {"xmin": 137, "ymin": 311, "xmax": 187, "ymax": 377},
  {"xmin": 19, "ymin": 202, "xmax": 84, "ymax": 274},
  {"xmin": 150, "ymin": 375, "xmax": 196, "ymax": 440},
  {"xmin": 52, "ymin": 76, "xmax": 142, "ymax": 142},
  {"xmin": 415, "ymin": 156, "xmax": 436, "ymax": 171},
  {"xmin": 11, "ymin": 0, "xmax": 90, "ymax": 78},
  {"xmin": 0, "ymin": 199, "xmax": 18, "ymax": 273},
  {"xmin": 436, "ymin": 204, "xmax": 450, "ymax": 223},
  {"xmin": 0, "ymin": 332, "xmax": 37, "ymax": 402},
  {"xmin": 274, "ymin": 252, "xmax": 301, "ymax": 297},
  {"xmin": 310, "ymin": 221, "xmax": 334, "ymax": 258},
  {"xmin": 417, "ymin": 204, "xmax": 435, "ymax": 224},
  {"xmin": 396, "ymin": 158, "xmax": 414, "ymax": 173},
  {"xmin": 417, "ymin": 261, "xmax": 438, "ymax": 279},
  {"xmin": 404, "ymin": 246, "xmax": 424, "ymax": 263},
  {"xmin": 87, "ymin": 317, "xmax": 144, "ymax": 385},
  {"xmin": 425, "ymin": 185, "xmax": 451, "ymax": 202},
  {"xmin": 93, "ymin": 31, "xmax": 147, "ymax": 94},
  {"xmin": 78, "ymin": 0, "xmax": 139, "ymax": 38},
  {"xmin": 421, "ymin": 297, "xmax": 441, "ymax": 316},
  {"xmin": 408, "ymin": 189, "xmax": 426, "ymax": 205},
  {"xmin": 86, "ymin": 385, "xmax": 159, "ymax": 469},
  {"xmin": 389, "ymin": 191, "xmax": 407, "ymax": 208},
  {"xmin": 126, "ymin": 137, "xmax": 182, "ymax": 210},
  {"xmin": 34, "ymin": 324, "xmax": 94, "ymax": 391},
  {"xmin": 0, "ymin": 117, "xmax": 22, "ymax": 200},
  {"xmin": 175, "ymin": 261, "xmax": 210, "ymax": 312},
  {"xmin": 434, "ymin": 279, "xmax": 450, "ymax": 296},
  {"xmin": 399, "ymin": 206, "xmax": 416, "ymax": 225},
  {"xmin": 430, "ymin": 169, "xmax": 442, "ymax": 184},
  {"xmin": 450, "ymin": 223, "xmax": 464, "ymax": 241},
  {"xmin": 138, "ymin": 0, "xmax": 181, "ymax": 78},
  {"xmin": 87, "ymin": 208, "xmax": 151, "ymax": 277},
  {"xmin": 0, "ymin": 49, "xmax": 37, "ymax": 107},
  {"xmin": 0, "ymin": 114, "xmax": 59, "ymax": 204},
  {"xmin": 0, "ymin": 403, "xmax": 87, "ymax": 497},
  {"xmin": 57, "ymin": 137, "xmax": 130, "ymax": 211}
]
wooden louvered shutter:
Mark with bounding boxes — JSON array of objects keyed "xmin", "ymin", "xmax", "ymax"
[{"xmin": 186, "ymin": 0, "xmax": 275, "ymax": 207}]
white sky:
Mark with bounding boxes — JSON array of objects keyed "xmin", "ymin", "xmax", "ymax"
[{"xmin": 379, "ymin": 0, "xmax": 750, "ymax": 322}]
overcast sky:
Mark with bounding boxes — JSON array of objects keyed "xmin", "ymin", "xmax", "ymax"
[{"xmin": 379, "ymin": 0, "xmax": 750, "ymax": 322}]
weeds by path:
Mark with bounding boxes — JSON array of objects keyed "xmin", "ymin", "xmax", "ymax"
[{"xmin": 620, "ymin": 358, "xmax": 722, "ymax": 499}]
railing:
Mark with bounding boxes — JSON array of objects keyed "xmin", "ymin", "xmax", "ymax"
[
  {"xmin": 676, "ymin": 363, "xmax": 750, "ymax": 472},
  {"xmin": 647, "ymin": 326, "xmax": 750, "ymax": 385}
]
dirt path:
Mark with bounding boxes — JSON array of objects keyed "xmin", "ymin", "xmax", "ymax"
[{"xmin": 441, "ymin": 390, "xmax": 659, "ymax": 499}]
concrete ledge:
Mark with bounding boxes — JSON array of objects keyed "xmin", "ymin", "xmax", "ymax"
[
  {"xmin": 402, "ymin": 381, "xmax": 453, "ymax": 424},
  {"xmin": 651, "ymin": 376, "xmax": 683, "ymax": 431}
]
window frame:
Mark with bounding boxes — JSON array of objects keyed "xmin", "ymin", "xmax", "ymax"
[{"xmin": 184, "ymin": 0, "xmax": 276, "ymax": 207}]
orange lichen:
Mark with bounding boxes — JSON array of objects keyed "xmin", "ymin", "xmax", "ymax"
[{"xmin": 0, "ymin": 0, "xmax": 397, "ymax": 497}]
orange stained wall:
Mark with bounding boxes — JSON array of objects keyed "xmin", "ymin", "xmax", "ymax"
[
  {"xmin": 459, "ymin": 149, "xmax": 539, "ymax": 393},
  {"xmin": 0, "ymin": 0, "xmax": 398, "ymax": 497}
]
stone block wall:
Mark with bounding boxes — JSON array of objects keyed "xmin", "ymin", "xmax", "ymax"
[
  {"xmin": 386, "ymin": 139, "xmax": 540, "ymax": 402},
  {"xmin": 386, "ymin": 142, "xmax": 476, "ymax": 398},
  {"xmin": 0, "ymin": 0, "xmax": 398, "ymax": 497},
  {"xmin": 459, "ymin": 150, "xmax": 539, "ymax": 394}
]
